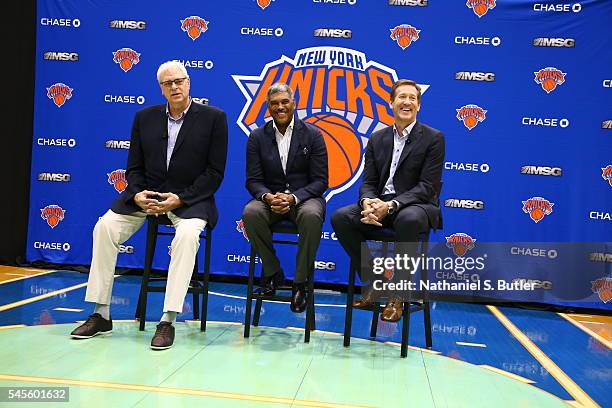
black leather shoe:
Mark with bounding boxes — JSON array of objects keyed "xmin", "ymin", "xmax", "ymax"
[
  {"xmin": 70, "ymin": 313, "xmax": 112, "ymax": 339},
  {"xmin": 290, "ymin": 284, "xmax": 307, "ymax": 313},
  {"xmin": 150, "ymin": 322, "xmax": 175, "ymax": 350},
  {"xmin": 256, "ymin": 269, "xmax": 285, "ymax": 296}
]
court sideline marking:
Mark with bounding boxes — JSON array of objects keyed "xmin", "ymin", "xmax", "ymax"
[
  {"xmin": 0, "ymin": 374, "xmax": 373, "ymax": 408},
  {"xmin": 487, "ymin": 305, "xmax": 599, "ymax": 408}
]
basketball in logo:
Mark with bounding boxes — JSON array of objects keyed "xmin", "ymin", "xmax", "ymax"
[{"xmin": 304, "ymin": 114, "xmax": 362, "ymax": 189}]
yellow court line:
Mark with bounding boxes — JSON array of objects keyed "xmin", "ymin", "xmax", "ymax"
[
  {"xmin": 384, "ymin": 341, "xmax": 441, "ymax": 355},
  {"xmin": 487, "ymin": 306, "xmax": 599, "ymax": 408},
  {"xmin": 53, "ymin": 307, "xmax": 83, "ymax": 312},
  {"xmin": 478, "ymin": 365, "xmax": 534, "ymax": 384},
  {"xmin": 558, "ymin": 313, "xmax": 611, "ymax": 350},
  {"xmin": 456, "ymin": 341, "xmax": 487, "ymax": 348},
  {"xmin": 0, "ymin": 270, "xmax": 56, "ymax": 285},
  {"xmin": 0, "ymin": 374, "xmax": 373, "ymax": 408},
  {"xmin": 0, "ymin": 325, "xmax": 27, "ymax": 330}
]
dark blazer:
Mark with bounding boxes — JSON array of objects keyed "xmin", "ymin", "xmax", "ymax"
[
  {"xmin": 111, "ymin": 102, "xmax": 228, "ymax": 228},
  {"xmin": 359, "ymin": 121, "xmax": 445, "ymax": 229},
  {"xmin": 245, "ymin": 117, "xmax": 328, "ymax": 202}
]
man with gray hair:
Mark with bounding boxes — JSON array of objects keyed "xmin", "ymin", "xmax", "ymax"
[
  {"xmin": 70, "ymin": 60, "xmax": 228, "ymax": 349},
  {"xmin": 242, "ymin": 82, "xmax": 328, "ymax": 313}
]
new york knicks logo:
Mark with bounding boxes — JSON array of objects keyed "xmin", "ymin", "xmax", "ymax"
[
  {"xmin": 46, "ymin": 83, "xmax": 73, "ymax": 107},
  {"xmin": 233, "ymin": 46, "xmax": 429, "ymax": 201},
  {"xmin": 456, "ymin": 104, "xmax": 487, "ymax": 130},
  {"xmin": 522, "ymin": 197, "xmax": 554, "ymax": 223},
  {"xmin": 255, "ymin": 0, "xmax": 275, "ymax": 10},
  {"xmin": 107, "ymin": 169, "xmax": 128, "ymax": 193},
  {"xmin": 601, "ymin": 165, "xmax": 612, "ymax": 186},
  {"xmin": 236, "ymin": 219, "xmax": 249, "ymax": 241},
  {"xmin": 534, "ymin": 67, "xmax": 566, "ymax": 93},
  {"xmin": 40, "ymin": 205, "xmax": 65, "ymax": 228},
  {"xmin": 389, "ymin": 25, "xmax": 420, "ymax": 49},
  {"xmin": 466, "ymin": 0, "xmax": 496, "ymax": 17},
  {"xmin": 591, "ymin": 277, "xmax": 612, "ymax": 303},
  {"xmin": 446, "ymin": 233, "xmax": 476, "ymax": 257},
  {"xmin": 180, "ymin": 16, "xmax": 209, "ymax": 41},
  {"xmin": 112, "ymin": 48, "xmax": 140, "ymax": 72}
]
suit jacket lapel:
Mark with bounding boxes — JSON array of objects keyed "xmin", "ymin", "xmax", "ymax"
[
  {"xmin": 160, "ymin": 107, "xmax": 169, "ymax": 173},
  {"xmin": 264, "ymin": 120, "xmax": 285, "ymax": 176},
  {"xmin": 285, "ymin": 118, "xmax": 301, "ymax": 173},
  {"xmin": 379, "ymin": 127, "xmax": 395, "ymax": 189},
  {"xmin": 396, "ymin": 121, "xmax": 420, "ymax": 169}
]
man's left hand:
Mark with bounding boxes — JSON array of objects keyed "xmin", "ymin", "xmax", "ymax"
[{"xmin": 147, "ymin": 192, "xmax": 183, "ymax": 215}]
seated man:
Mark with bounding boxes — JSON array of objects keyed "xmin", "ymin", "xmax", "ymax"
[
  {"xmin": 70, "ymin": 61, "xmax": 228, "ymax": 349},
  {"xmin": 331, "ymin": 79, "xmax": 444, "ymax": 322},
  {"xmin": 242, "ymin": 82, "xmax": 328, "ymax": 313}
]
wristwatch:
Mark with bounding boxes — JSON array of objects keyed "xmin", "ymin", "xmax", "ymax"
[{"xmin": 387, "ymin": 201, "xmax": 398, "ymax": 214}]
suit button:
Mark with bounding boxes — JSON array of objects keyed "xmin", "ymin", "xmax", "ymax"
[{"xmin": 285, "ymin": 183, "xmax": 290, "ymax": 188}]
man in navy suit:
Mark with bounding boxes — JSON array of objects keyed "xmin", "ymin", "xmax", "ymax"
[
  {"xmin": 71, "ymin": 61, "xmax": 228, "ymax": 349},
  {"xmin": 242, "ymin": 82, "xmax": 328, "ymax": 313},
  {"xmin": 331, "ymin": 79, "xmax": 444, "ymax": 322}
]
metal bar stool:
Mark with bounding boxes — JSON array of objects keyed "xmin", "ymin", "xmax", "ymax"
[
  {"xmin": 135, "ymin": 214, "xmax": 212, "ymax": 332},
  {"xmin": 343, "ymin": 228, "xmax": 433, "ymax": 358},
  {"xmin": 244, "ymin": 220, "xmax": 316, "ymax": 343}
]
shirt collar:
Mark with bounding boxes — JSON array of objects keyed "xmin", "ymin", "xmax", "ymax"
[
  {"xmin": 166, "ymin": 98, "xmax": 192, "ymax": 121},
  {"xmin": 393, "ymin": 121, "xmax": 416, "ymax": 140},
  {"xmin": 272, "ymin": 116, "xmax": 295, "ymax": 136}
]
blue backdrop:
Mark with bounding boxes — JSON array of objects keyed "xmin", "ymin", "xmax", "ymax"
[{"xmin": 28, "ymin": 0, "xmax": 611, "ymax": 310}]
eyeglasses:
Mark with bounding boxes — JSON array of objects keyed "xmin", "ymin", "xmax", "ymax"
[{"xmin": 160, "ymin": 77, "xmax": 188, "ymax": 88}]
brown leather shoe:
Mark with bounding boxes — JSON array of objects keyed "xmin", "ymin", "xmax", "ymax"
[
  {"xmin": 150, "ymin": 322, "xmax": 175, "ymax": 350},
  {"xmin": 381, "ymin": 299, "xmax": 403, "ymax": 322},
  {"xmin": 352, "ymin": 285, "xmax": 376, "ymax": 309}
]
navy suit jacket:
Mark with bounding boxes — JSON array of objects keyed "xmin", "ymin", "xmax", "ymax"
[
  {"xmin": 359, "ymin": 121, "xmax": 445, "ymax": 229},
  {"xmin": 245, "ymin": 118, "xmax": 328, "ymax": 202},
  {"xmin": 111, "ymin": 102, "xmax": 228, "ymax": 228}
]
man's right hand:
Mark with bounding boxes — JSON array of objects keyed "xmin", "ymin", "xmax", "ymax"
[
  {"xmin": 264, "ymin": 192, "xmax": 290, "ymax": 214},
  {"xmin": 134, "ymin": 190, "xmax": 164, "ymax": 214}
]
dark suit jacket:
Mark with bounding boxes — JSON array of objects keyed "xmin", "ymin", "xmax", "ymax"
[
  {"xmin": 245, "ymin": 118, "xmax": 328, "ymax": 202},
  {"xmin": 359, "ymin": 121, "xmax": 445, "ymax": 229},
  {"xmin": 111, "ymin": 102, "xmax": 228, "ymax": 228}
]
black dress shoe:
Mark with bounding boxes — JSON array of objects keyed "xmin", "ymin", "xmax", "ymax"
[
  {"xmin": 150, "ymin": 322, "xmax": 175, "ymax": 350},
  {"xmin": 290, "ymin": 283, "xmax": 307, "ymax": 313},
  {"xmin": 256, "ymin": 269, "xmax": 285, "ymax": 296},
  {"xmin": 70, "ymin": 313, "xmax": 112, "ymax": 339}
]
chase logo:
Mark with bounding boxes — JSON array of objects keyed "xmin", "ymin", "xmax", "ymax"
[
  {"xmin": 455, "ymin": 36, "xmax": 501, "ymax": 47},
  {"xmin": 40, "ymin": 18, "xmax": 80, "ymax": 27},
  {"xmin": 533, "ymin": 3, "xmax": 582, "ymax": 12},
  {"xmin": 313, "ymin": 0, "xmax": 357, "ymax": 5},
  {"xmin": 233, "ymin": 46, "xmax": 429, "ymax": 201}
]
